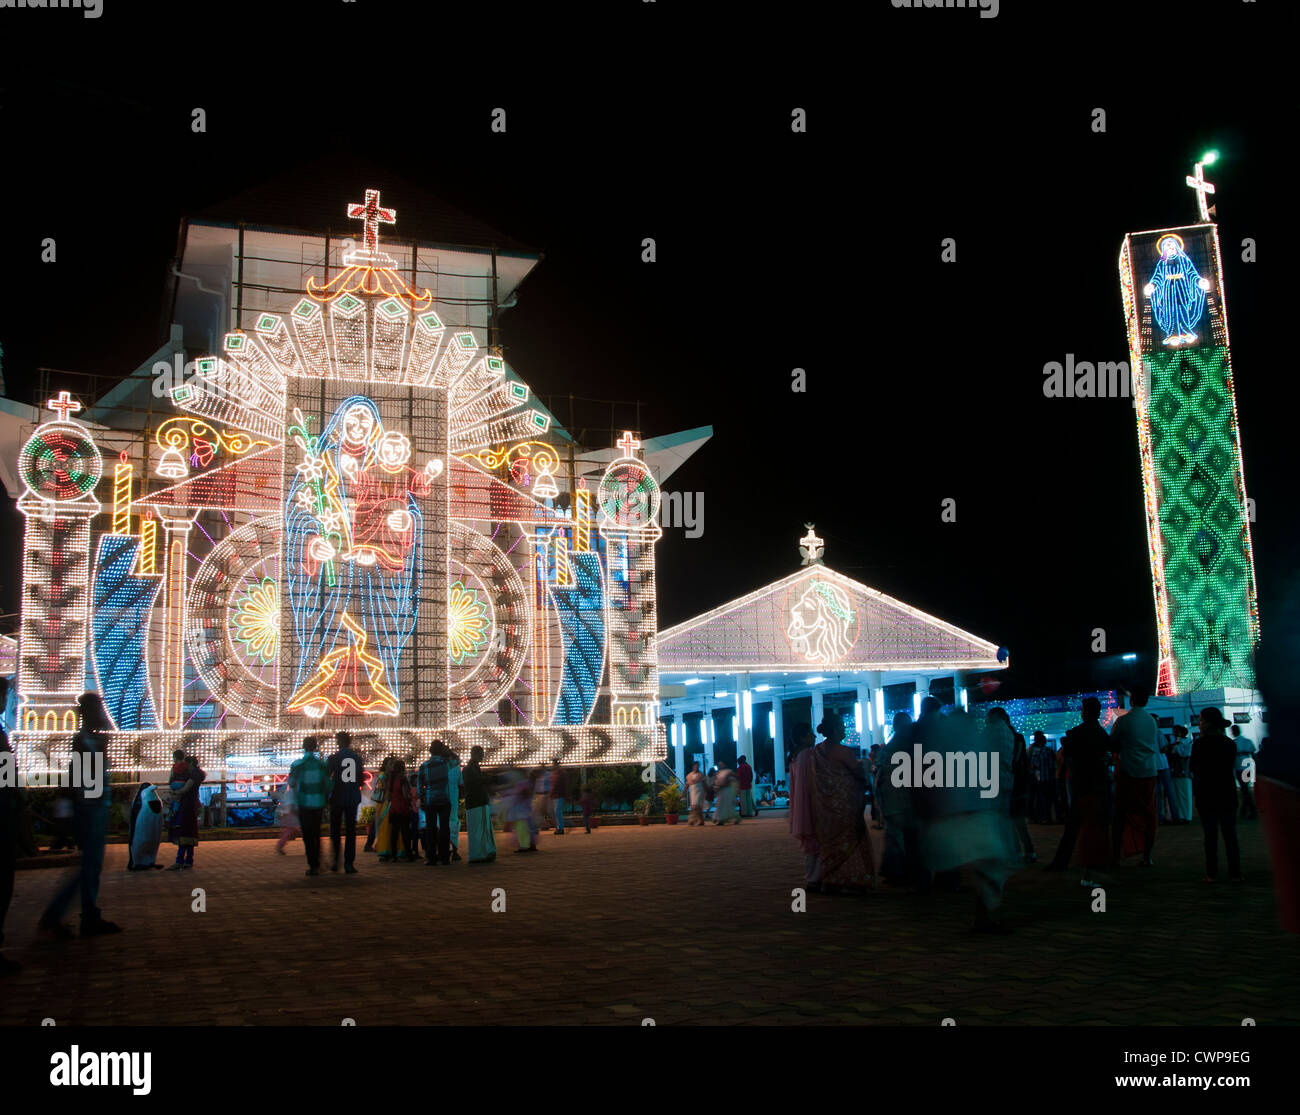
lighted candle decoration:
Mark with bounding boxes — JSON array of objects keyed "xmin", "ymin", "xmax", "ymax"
[
  {"xmin": 112, "ymin": 451, "xmax": 133, "ymax": 536},
  {"xmin": 139, "ymin": 513, "xmax": 157, "ymax": 576}
]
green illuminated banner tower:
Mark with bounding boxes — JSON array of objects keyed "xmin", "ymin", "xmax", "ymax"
[{"xmin": 1118, "ymin": 159, "xmax": 1259, "ymax": 696}]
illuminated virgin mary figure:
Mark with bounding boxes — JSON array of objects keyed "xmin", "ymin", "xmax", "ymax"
[
  {"xmin": 284, "ymin": 396, "xmax": 425, "ymax": 718},
  {"xmin": 786, "ymin": 580, "xmax": 855, "ymax": 663},
  {"xmin": 1143, "ymin": 234, "xmax": 1210, "ymax": 346}
]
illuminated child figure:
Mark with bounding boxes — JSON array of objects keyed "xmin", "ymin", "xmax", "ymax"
[{"xmin": 1143, "ymin": 234, "xmax": 1211, "ymax": 347}]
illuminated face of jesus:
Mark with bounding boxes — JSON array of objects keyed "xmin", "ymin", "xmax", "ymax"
[
  {"xmin": 342, "ymin": 405, "xmax": 375, "ymax": 450},
  {"xmin": 377, "ymin": 431, "xmax": 412, "ymax": 472}
]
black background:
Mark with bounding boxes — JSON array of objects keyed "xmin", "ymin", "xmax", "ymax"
[{"xmin": 0, "ymin": 1, "xmax": 1286, "ymax": 699}]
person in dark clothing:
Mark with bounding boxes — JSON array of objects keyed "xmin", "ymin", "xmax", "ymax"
[
  {"xmin": 38, "ymin": 693, "xmax": 122, "ymax": 939},
  {"xmin": 418, "ymin": 741, "xmax": 452, "ymax": 865},
  {"xmin": 463, "ymin": 746, "xmax": 496, "ymax": 862},
  {"xmin": 1045, "ymin": 697, "xmax": 1112, "ymax": 880},
  {"xmin": 1007, "ymin": 723, "xmax": 1035, "ymax": 861},
  {"xmin": 550, "ymin": 761, "xmax": 568, "ymax": 834},
  {"xmin": 327, "ymin": 731, "xmax": 363, "ymax": 874},
  {"xmin": 0, "ymin": 678, "xmax": 20, "ymax": 973},
  {"xmin": 1192, "ymin": 708, "xmax": 1243, "ymax": 882},
  {"xmin": 913, "ymin": 696, "xmax": 960, "ymax": 893}
]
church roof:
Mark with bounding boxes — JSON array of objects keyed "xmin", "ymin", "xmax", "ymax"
[{"xmin": 657, "ymin": 564, "xmax": 1007, "ymax": 675}]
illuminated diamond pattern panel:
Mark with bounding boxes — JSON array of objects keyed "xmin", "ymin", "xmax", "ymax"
[{"xmin": 1143, "ymin": 345, "xmax": 1257, "ymax": 692}]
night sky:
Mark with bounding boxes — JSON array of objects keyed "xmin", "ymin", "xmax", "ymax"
[{"xmin": 0, "ymin": 2, "xmax": 1285, "ymax": 699}]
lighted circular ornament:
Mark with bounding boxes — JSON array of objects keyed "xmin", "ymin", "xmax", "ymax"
[
  {"xmin": 20, "ymin": 422, "xmax": 102, "ymax": 503},
  {"xmin": 598, "ymin": 452, "xmax": 660, "ymax": 528}
]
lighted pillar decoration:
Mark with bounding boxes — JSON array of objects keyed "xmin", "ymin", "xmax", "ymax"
[
  {"xmin": 597, "ymin": 432, "xmax": 664, "ymax": 732},
  {"xmin": 16, "ymin": 392, "xmax": 103, "ymax": 732},
  {"xmin": 673, "ymin": 711, "xmax": 685, "ymax": 781},
  {"xmin": 1119, "ymin": 155, "xmax": 1259, "ymax": 695},
  {"xmin": 772, "ymin": 698, "xmax": 786, "ymax": 786},
  {"xmin": 157, "ymin": 511, "xmax": 198, "ymax": 729},
  {"xmin": 811, "ymin": 688, "xmax": 825, "ymax": 738}
]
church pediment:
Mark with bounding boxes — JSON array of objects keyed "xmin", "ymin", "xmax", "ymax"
[{"xmin": 657, "ymin": 565, "xmax": 1005, "ymax": 673}]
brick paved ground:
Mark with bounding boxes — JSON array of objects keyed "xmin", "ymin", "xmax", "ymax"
[{"xmin": 2, "ymin": 815, "xmax": 1295, "ymax": 1026}]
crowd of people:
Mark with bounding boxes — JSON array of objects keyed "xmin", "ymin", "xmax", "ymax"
[{"xmin": 790, "ymin": 688, "xmax": 1265, "ymax": 933}]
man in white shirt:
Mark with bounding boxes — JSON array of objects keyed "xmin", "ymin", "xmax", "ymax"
[{"xmin": 1110, "ymin": 687, "xmax": 1159, "ymax": 866}]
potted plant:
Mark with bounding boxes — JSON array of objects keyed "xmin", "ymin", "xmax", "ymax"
[
  {"xmin": 658, "ymin": 783, "xmax": 684, "ymax": 824},
  {"xmin": 633, "ymin": 794, "xmax": 652, "ymax": 825}
]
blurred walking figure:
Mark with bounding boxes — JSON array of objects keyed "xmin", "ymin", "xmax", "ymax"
[
  {"xmin": 507, "ymin": 768, "xmax": 538, "ymax": 853},
  {"xmin": 736, "ymin": 755, "xmax": 756, "ymax": 818},
  {"xmin": 38, "ymin": 693, "xmax": 122, "ymax": 938},
  {"xmin": 418, "ymin": 742, "xmax": 452, "ymax": 865},
  {"xmin": 878, "ymin": 712, "xmax": 915, "ymax": 885},
  {"xmin": 991, "ymin": 709, "xmax": 1035, "ymax": 862},
  {"xmin": 274, "ymin": 780, "xmax": 299, "ymax": 854},
  {"xmin": 1, "ymin": 679, "xmax": 20, "ymax": 972},
  {"xmin": 289, "ymin": 737, "xmax": 330, "ymax": 875},
  {"xmin": 1192, "ymin": 708, "xmax": 1243, "ymax": 882},
  {"xmin": 921, "ymin": 709, "xmax": 1017, "ymax": 931},
  {"xmin": 327, "ymin": 731, "xmax": 362, "ymax": 874},
  {"xmin": 1155, "ymin": 724, "xmax": 1176, "ymax": 823},
  {"xmin": 1167, "ymin": 726, "xmax": 1193, "ymax": 822},
  {"xmin": 713, "ymin": 761, "xmax": 740, "ymax": 825},
  {"xmin": 550, "ymin": 760, "xmax": 568, "ymax": 834},
  {"xmin": 167, "ymin": 751, "xmax": 204, "ymax": 870},
  {"xmin": 685, "ymin": 762, "xmax": 706, "ymax": 825},
  {"xmin": 1111, "ymin": 687, "xmax": 1159, "ymax": 867},
  {"xmin": 791, "ymin": 717, "xmax": 873, "ymax": 894},
  {"xmin": 463, "ymin": 746, "xmax": 496, "ymax": 863},
  {"xmin": 1045, "ymin": 697, "xmax": 1112, "ymax": 884},
  {"xmin": 1028, "ymin": 732, "xmax": 1055, "ymax": 824},
  {"xmin": 913, "ymin": 697, "xmax": 959, "ymax": 893},
  {"xmin": 446, "ymin": 748, "xmax": 463, "ymax": 859},
  {"xmin": 1231, "ymin": 725, "xmax": 1258, "ymax": 819},
  {"xmin": 385, "ymin": 759, "xmax": 414, "ymax": 862},
  {"xmin": 580, "ymin": 782, "xmax": 596, "ymax": 833}
]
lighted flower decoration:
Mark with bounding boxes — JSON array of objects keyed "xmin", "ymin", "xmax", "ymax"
[
  {"xmin": 295, "ymin": 489, "xmax": 317, "ymax": 511},
  {"xmin": 448, "ymin": 580, "xmax": 490, "ymax": 665},
  {"xmin": 232, "ymin": 578, "xmax": 279, "ymax": 662},
  {"xmin": 296, "ymin": 455, "xmax": 326, "ymax": 481},
  {"xmin": 318, "ymin": 509, "xmax": 344, "ymax": 533}
]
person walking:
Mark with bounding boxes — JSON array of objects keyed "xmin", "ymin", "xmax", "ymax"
[
  {"xmin": 1028, "ymin": 732, "xmax": 1055, "ymax": 824},
  {"xmin": 877, "ymin": 712, "xmax": 915, "ymax": 885},
  {"xmin": 369, "ymin": 757, "xmax": 393, "ymax": 857},
  {"xmin": 713, "ymin": 761, "xmax": 740, "ymax": 825},
  {"xmin": 1167, "ymin": 725, "xmax": 1193, "ymax": 823},
  {"xmin": 463, "ymin": 746, "xmax": 497, "ymax": 863},
  {"xmin": 1192, "ymin": 708, "xmax": 1243, "ymax": 882},
  {"xmin": 38, "ymin": 693, "xmax": 122, "ymax": 938},
  {"xmin": 0, "ymin": 679, "xmax": 21, "ymax": 972},
  {"xmin": 549, "ymin": 761, "xmax": 568, "ymax": 835},
  {"xmin": 1111, "ymin": 687, "xmax": 1159, "ymax": 867},
  {"xmin": 418, "ymin": 742, "xmax": 453, "ymax": 865},
  {"xmin": 1155, "ymin": 725, "xmax": 1177, "ymax": 824},
  {"xmin": 274, "ymin": 780, "xmax": 300, "ymax": 855},
  {"xmin": 1230, "ymin": 725, "xmax": 1258, "ymax": 820},
  {"xmin": 685, "ymin": 762, "xmax": 706, "ymax": 826},
  {"xmin": 446, "ymin": 748, "xmax": 463, "ymax": 860},
  {"xmin": 1045, "ymin": 697, "xmax": 1112, "ymax": 885},
  {"xmin": 508, "ymin": 768, "xmax": 538, "ymax": 853},
  {"xmin": 384, "ymin": 759, "xmax": 414, "ymax": 862},
  {"xmin": 289, "ymin": 737, "xmax": 330, "ymax": 875},
  {"xmin": 580, "ymin": 782, "xmax": 596, "ymax": 833},
  {"xmin": 993, "ymin": 710, "xmax": 1035, "ymax": 863},
  {"xmin": 736, "ymin": 755, "xmax": 756, "ymax": 818},
  {"xmin": 327, "ymin": 731, "xmax": 362, "ymax": 874}
]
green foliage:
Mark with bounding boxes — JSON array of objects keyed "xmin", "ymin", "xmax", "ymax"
[
  {"xmin": 658, "ymin": 783, "xmax": 684, "ymax": 813},
  {"xmin": 585, "ymin": 764, "xmax": 645, "ymax": 807}
]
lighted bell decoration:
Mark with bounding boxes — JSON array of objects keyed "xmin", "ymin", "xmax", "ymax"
[
  {"xmin": 156, "ymin": 447, "xmax": 189, "ymax": 480},
  {"xmin": 533, "ymin": 462, "xmax": 559, "ymax": 500}
]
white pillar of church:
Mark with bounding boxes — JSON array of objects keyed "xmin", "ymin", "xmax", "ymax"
[
  {"xmin": 735, "ymin": 673, "xmax": 753, "ymax": 764},
  {"xmin": 673, "ymin": 711, "xmax": 686, "ymax": 782},
  {"xmin": 856, "ymin": 681, "xmax": 872, "ymax": 749},
  {"xmin": 811, "ymin": 687, "xmax": 825, "ymax": 738},
  {"xmin": 772, "ymin": 697, "xmax": 786, "ymax": 787},
  {"xmin": 702, "ymin": 703, "xmax": 715, "ymax": 771},
  {"xmin": 913, "ymin": 675, "xmax": 929, "ymax": 718}
]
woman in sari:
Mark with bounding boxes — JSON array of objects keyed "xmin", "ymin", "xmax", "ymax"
[
  {"xmin": 371, "ymin": 757, "xmax": 394, "ymax": 860},
  {"xmin": 384, "ymin": 760, "xmax": 413, "ymax": 862},
  {"xmin": 463, "ymin": 746, "xmax": 496, "ymax": 863},
  {"xmin": 685, "ymin": 763, "xmax": 706, "ymax": 825},
  {"xmin": 713, "ymin": 762, "xmax": 740, "ymax": 825},
  {"xmin": 803, "ymin": 717, "xmax": 874, "ymax": 892},
  {"xmin": 167, "ymin": 753, "xmax": 203, "ymax": 871},
  {"xmin": 446, "ymin": 750, "xmax": 463, "ymax": 862}
]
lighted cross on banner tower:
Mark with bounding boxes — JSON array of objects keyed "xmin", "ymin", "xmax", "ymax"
[
  {"xmin": 616, "ymin": 431, "xmax": 642, "ymax": 456},
  {"xmin": 47, "ymin": 390, "xmax": 82, "ymax": 423},
  {"xmin": 1185, "ymin": 161, "xmax": 1216, "ymax": 222},
  {"xmin": 799, "ymin": 523, "xmax": 824, "ymax": 566},
  {"xmin": 345, "ymin": 188, "xmax": 397, "ymax": 261}
]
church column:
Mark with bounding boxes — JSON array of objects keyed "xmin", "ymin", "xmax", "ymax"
[
  {"xmin": 811, "ymin": 687, "xmax": 825, "ymax": 738},
  {"xmin": 856, "ymin": 681, "xmax": 873, "ymax": 749},
  {"xmin": 772, "ymin": 697, "xmax": 786, "ymax": 787},
  {"xmin": 159, "ymin": 510, "xmax": 199, "ymax": 730},
  {"xmin": 702, "ymin": 702, "xmax": 715, "ymax": 771},
  {"xmin": 735, "ymin": 672, "xmax": 753, "ymax": 764},
  {"xmin": 913, "ymin": 675, "xmax": 929, "ymax": 719},
  {"xmin": 673, "ymin": 711, "xmax": 686, "ymax": 782}
]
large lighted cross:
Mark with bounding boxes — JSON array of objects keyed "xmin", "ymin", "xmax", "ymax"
[
  {"xmin": 47, "ymin": 390, "xmax": 82, "ymax": 423},
  {"xmin": 1185, "ymin": 162, "xmax": 1216, "ymax": 222},
  {"xmin": 799, "ymin": 523, "xmax": 824, "ymax": 566},
  {"xmin": 346, "ymin": 188, "xmax": 396, "ymax": 254},
  {"xmin": 617, "ymin": 431, "xmax": 642, "ymax": 456}
]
